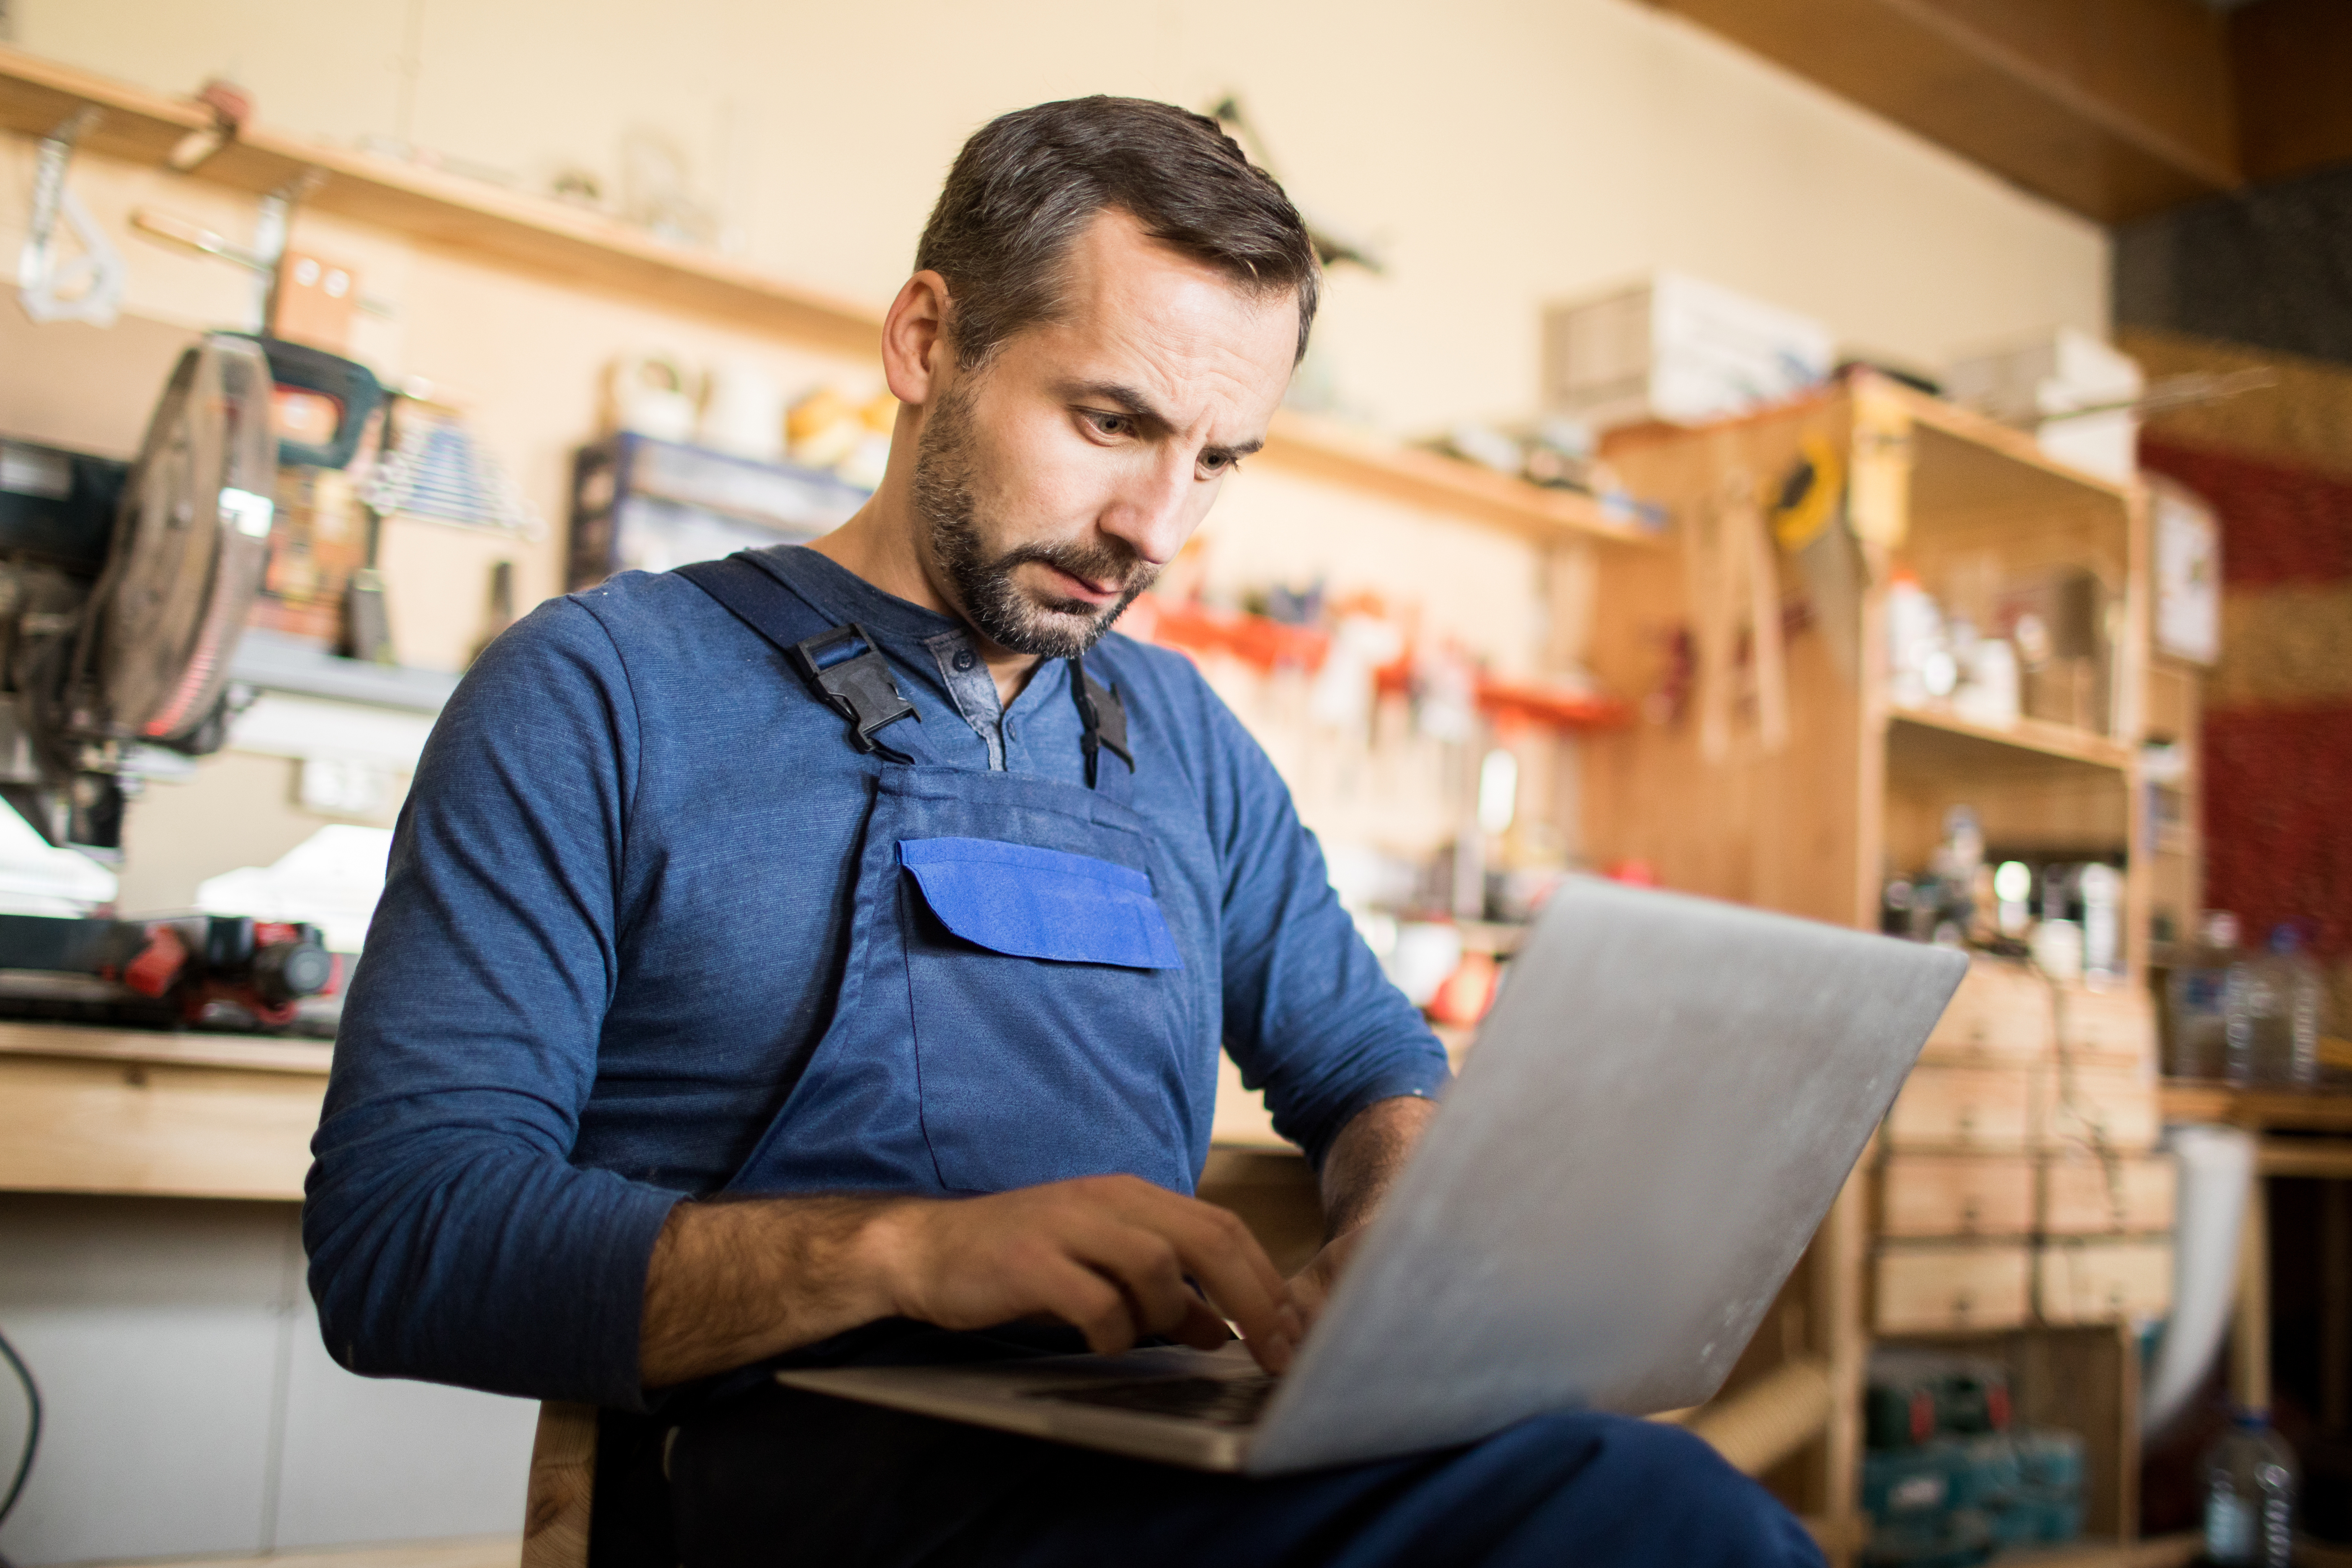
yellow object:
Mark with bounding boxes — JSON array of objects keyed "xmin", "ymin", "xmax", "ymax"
[
  {"xmin": 1770, "ymin": 431, "xmax": 1844, "ymax": 552},
  {"xmin": 860, "ymin": 392, "xmax": 899, "ymax": 433},
  {"xmin": 786, "ymin": 387, "xmax": 854, "ymax": 443}
]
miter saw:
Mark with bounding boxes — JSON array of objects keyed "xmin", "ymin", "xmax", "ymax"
[{"xmin": 0, "ymin": 330, "xmax": 346, "ymax": 1026}]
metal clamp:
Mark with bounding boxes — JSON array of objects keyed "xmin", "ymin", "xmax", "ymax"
[{"xmin": 17, "ymin": 107, "xmax": 125, "ymax": 326}]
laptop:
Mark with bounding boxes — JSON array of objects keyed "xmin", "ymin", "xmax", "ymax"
[{"xmin": 777, "ymin": 878, "xmax": 1967, "ymax": 1474}]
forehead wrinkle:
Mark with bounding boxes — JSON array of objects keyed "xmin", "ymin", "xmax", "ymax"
[{"xmin": 1004, "ymin": 216, "xmax": 1294, "ymax": 448}]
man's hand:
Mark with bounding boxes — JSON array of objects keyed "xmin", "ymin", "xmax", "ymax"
[
  {"xmin": 873, "ymin": 1175, "xmax": 1301, "ymax": 1368},
  {"xmin": 1285, "ymin": 1095, "xmax": 1438, "ymax": 1330},
  {"xmin": 640, "ymin": 1175, "xmax": 1301, "ymax": 1389}
]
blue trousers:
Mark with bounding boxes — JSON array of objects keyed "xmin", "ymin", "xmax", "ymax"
[{"xmin": 659, "ymin": 1375, "xmax": 1825, "ymax": 1567}]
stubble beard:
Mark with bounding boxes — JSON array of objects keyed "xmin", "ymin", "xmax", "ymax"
[{"xmin": 912, "ymin": 384, "xmax": 1158, "ymax": 661}]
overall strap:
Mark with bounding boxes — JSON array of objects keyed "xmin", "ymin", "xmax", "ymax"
[
  {"xmin": 1069, "ymin": 656, "xmax": 1135, "ymax": 799},
  {"xmin": 677, "ymin": 553, "xmax": 925, "ymax": 764}
]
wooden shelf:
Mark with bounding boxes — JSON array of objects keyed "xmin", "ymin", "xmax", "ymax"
[
  {"xmin": 2159, "ymin": 1079, "xmax": 2352, "ymax": 1132},
  {"xmin": 1874, "ymin": 374, "xmax": 2140, "ymax": 521},
  {"xmin": 0, "ymin": 44, "xmax": 1657, "ymax": 553},
  {"xmin": 0, "ymin": 45, "xmax": 885, "ymax": 356},
  {"xmin": 1262, "ymin": 410, "xmax": 1662, "ymax": 547},
  {"xmin": 0, "ymin": 1018, "xmax": 331, "ymax": 1075},
  {"xmin": 0, "ymin": 1018, "xmax": 329, "ymax": 1199},
  {"xmin": 1887, "ymin": 706, "xmax": 2135, "ymax": 776}
]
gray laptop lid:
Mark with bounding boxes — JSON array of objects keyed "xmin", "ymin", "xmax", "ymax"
[{"xmin": 1244, "ymin": 878, "xmax": 1965, "ymax": 1473}]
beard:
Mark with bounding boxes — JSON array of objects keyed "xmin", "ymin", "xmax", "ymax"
[{"xmin": 912, "ymin": 385, "xmax": 1158, "ymax": 660}]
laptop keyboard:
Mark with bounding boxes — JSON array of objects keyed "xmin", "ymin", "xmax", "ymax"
[{"xmin": 1022, "ymin": 1373, "xmax": 1278, "ymax": 1427}]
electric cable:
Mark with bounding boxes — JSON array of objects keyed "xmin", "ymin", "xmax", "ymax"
[{"xmin": 0, "ymin": 1322, "xmax": 40, "ymax": 1537}]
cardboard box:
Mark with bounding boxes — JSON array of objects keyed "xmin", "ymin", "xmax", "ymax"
[
  {"xmin": 1541, "ymin": 272, "xmax": 1834, "ymax": 430},
  {"xmin": 1943, "ymin": 330, "xmax": 2143, "ymax": 485}
]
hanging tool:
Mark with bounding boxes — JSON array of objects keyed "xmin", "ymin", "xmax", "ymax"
[
  {"xmin": 16, "ymin": 107, "xmax": 126, "ymax": 326},
  {"xmin": 129, "ymin": 167, "xmax": 327, "ymax": 333},
  {"xmin": 1685, "ymin": 461, "xmax": 1789, "ymax": 763},
  {"xmin": 1769, "ymin": 429, "xmax": 1865, "ymax": 688}
]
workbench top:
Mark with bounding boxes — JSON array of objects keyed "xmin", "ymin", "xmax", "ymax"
[{"xmin": 0, "ymin": 1019, "xmax": 331, "ymax": 1201}]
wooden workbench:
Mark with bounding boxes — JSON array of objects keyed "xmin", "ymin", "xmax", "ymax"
[{"xmin": 0, "ymin": 1020, "xmax": 330, "ymax": 1200}]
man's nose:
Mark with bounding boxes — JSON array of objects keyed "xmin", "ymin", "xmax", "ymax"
[{"xmin": 1098, "ymin": 448, "xmax": 1197, "ymax": 568}]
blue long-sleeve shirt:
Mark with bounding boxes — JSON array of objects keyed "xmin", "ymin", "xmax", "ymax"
[{"xmin": 302, "ymin": 547, "xmax": 1450, "ymax": 1408}]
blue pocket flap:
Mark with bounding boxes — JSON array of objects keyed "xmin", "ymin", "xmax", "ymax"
[{"xmin": 899, "ymin": 837, "xmax": 1182, "ymax": 970}]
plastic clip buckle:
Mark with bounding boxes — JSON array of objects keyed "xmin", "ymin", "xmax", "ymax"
[
  {"xmin": 789, "ymin": 623, "xmax": 919, "ymax": 758},
  {"xmin": 1070, "ymin": 659, "xmax": 1133, "ymax": 788}
]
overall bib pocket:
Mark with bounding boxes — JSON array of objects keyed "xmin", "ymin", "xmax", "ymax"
[{"xmin": 898, "ymin": 836, "xmax": 1194, "ymax": 1193}]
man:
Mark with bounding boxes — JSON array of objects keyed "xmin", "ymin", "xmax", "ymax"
[{"xmin": 306, "ymin": 97, "xmax": 1820, "ymax": 1565}]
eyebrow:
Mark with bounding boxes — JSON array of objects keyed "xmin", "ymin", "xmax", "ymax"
[{"xmin": 1064, "ymin": 380, "xmax": 1266, "ymax": 465}]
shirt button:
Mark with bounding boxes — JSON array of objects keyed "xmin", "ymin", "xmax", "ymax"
[{"xmin": 952, "ymin": 649, "xmax": 976, "ymax": 672}]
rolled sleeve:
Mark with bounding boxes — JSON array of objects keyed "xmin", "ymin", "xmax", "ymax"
[{"xmin": 1196, "ymin": 693, "xmax": 1452, "ymax": 1164}]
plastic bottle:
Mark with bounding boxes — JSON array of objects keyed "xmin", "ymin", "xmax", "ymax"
[
  {"xmin": 2267, "ymin": 927, "xmax": 2324, "ymax": 1086},
  {"xmin": 2224, "ymin": 927, "xmax": 2323, "ymax": 1086},
  {"xmin": 1887, "ymin": 571, "xmax": 1945, "ymax": 709},
  {"xmin": 2166, "ymin": 911, "xmax": 2239, "ymax": 1079},
  {"xmin": 2199, "ymin": 1410, "xmax": 2297, "ymax": 1566}
]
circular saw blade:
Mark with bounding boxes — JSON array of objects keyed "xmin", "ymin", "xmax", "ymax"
[{"xmin": 100, "ymin": 332, "xmax": 277, "ymax": 747}]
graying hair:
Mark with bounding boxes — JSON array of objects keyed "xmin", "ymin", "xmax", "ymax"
[{"xmin": 916, "ymin": 96, "xmax": 1320, "ymax": 369}]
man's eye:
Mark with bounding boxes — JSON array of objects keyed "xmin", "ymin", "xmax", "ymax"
[
  {"xmin": 1086, "ymin": 411, "xmax": 1130, "ymax": 437},
  {"xmin": 1198, "ymin": 452, "xmax": 1237, "ymax": 477}
]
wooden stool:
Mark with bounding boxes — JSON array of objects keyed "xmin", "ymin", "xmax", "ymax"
[{"xmin": 524, "ymin": 1401, "xmax": 597, "ymax": 1568}]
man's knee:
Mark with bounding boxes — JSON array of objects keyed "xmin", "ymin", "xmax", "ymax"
[{"xmin": 1496, "ymin": 1412, "xmax": 1826, "ymax": 1567}]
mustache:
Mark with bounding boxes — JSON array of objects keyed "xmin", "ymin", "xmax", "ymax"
[{"xmin": 994, "ymin": 538, "xmax": 1157, "ymax": 600}]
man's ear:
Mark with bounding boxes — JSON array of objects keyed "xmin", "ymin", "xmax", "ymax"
[{"xmin": 881, "ymin": 270, "xmax": 952, "ymax": 407}]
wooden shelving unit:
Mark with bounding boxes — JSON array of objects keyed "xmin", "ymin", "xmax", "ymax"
[
  {"xmin": 1585, "ymin": 380, "xmax": 2154, "ymax": 1561},
  {"xmin": 0, "ymin": 44, "xmax": 1657, "ymax": 553}
]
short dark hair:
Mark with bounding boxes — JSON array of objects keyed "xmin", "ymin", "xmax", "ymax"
[{"xmin": 916, "ymin": 97, "xmax": 1320, "ymax": 370}]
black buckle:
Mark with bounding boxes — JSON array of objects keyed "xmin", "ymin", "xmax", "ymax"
[
  {"xmin": 1069, "ymin": 658, "xmax": 1133, "ymax": 788},
  {"xmin": 789, "ymin": 623, "xmax": 919, "ymax": 759}
]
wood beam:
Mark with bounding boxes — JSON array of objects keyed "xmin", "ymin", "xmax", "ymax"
[
  {"xmin": 2231, "ymin": 0, "xmax": 2352, "ymax": 184},
  {"xmin": 1644, "ymin": 0, "xmax": 2240, "ymax": 223}
]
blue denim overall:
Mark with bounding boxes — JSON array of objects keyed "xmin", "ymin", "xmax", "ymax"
[
  {"xmin": 652, "ymin": 553, "xmax": 1824, "ymax": 1568},
  {"xmin": 678, "ymin": 550, "xmax": 1206, "ymax": 1199}
]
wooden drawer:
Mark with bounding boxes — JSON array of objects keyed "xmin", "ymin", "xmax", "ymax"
[
  {"xmin": 2057, "ymin": 984, "xmax": 2156, "ymax": 1064},
  {"xmin": 1920, "ymin": 959, "xmax": 2053, "ymax": 1063},
  {"xmin": 1877, "ymin": 1154, "xmax": 2035, "ymax": 1239},
  {"xmin": 2036, "ymin": 1238, "xmax": 2174, "ymax": 1324},
  {"xmin": 2030, "ymin": 1062, "xmax": 2160, "ymax": 1153},
  {"xmin": 2040, "ymin": 1154, "xmax": 2177, "ymax": 1236},
  {"xmin": 1885, "ymin": 1065, "xmax": 2031, "ymax": 1152},
  {"xmin": 1874, "ymin": 1242, "xmax": 2033, "ymax": 1334}
]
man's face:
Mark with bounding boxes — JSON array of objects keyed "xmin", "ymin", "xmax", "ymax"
[{"xmin": 911, "ymin": 210, "xmax": 1300, "ymax": 659}]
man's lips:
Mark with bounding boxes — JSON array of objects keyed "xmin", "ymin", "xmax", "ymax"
[{"xmin": 1036, "ymin": 561, "xmax": 1122, "ymax": 604}]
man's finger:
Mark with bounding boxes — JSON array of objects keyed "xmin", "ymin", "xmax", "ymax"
[
  {"xmin": 1062, "ymin": 1219, "xmax": 1200, "ymax": 1341},
  {"xmin": 1091, "ymin": 1185, "xmax": 1298, "ymax": 1344},
  {"xmin": 1155, "ymin": 1211, "xmax": 1297, "ymax": 1371},
  {"xmin": 1032, "ymin": 1255, "xmax": 1139, "ymax": 1355},
  {"xmin": 1165, "ymin": 1295, "xmax": 1237, "ymax": 1353}
]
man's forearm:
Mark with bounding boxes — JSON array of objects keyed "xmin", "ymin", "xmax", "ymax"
[
  {"xmin": 1317, "ymin": 1094, "xmax": 1438, "ymax": 1239},
  {"xmin": 640, "ymin": 1175, "xmax": 1304, "ymax": 1390},
  {"xmin": 640, "ymin": 1194, "xmax": 907, "ymax": 1389}
]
